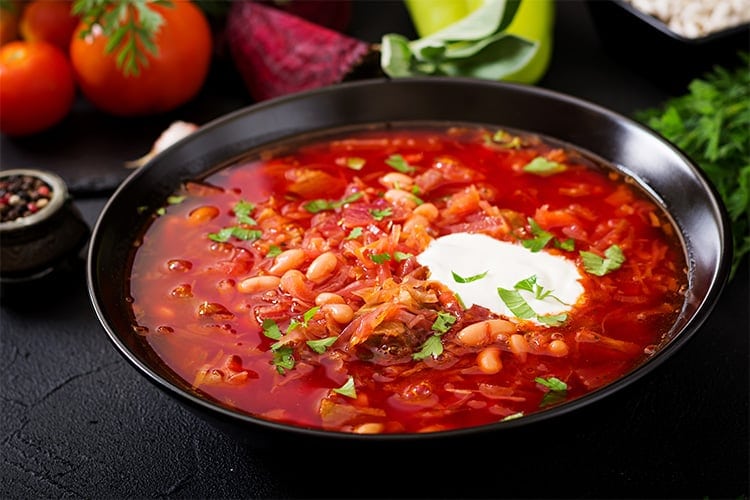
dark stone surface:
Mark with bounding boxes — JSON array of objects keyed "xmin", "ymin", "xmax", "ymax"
[{"xmin": 2, "ymin": 1, "xmax": 748, "ymax": 498}]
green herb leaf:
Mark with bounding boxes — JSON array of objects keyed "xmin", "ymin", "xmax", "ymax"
[
  {"xmin": 580, "ymin": 244, "xmax": 625, "ymax": 276},
  {"xmin": 635, "ymin": 54, "xmax": 750, "ymax": 280},
  {"xmin": 497, "ymin": 287, "xmax": 536, "ymax": 320},
  {"xmin": 370, "ymin": 207, "xmax": 393, "ymax": 221},
  {"xmin": 262, "ymin": 318, "xmax": 282, "ymax": 340},
  {"xmin": 535, "ymin": 376, "xmax": 568, "ymax": 407},
  {"xmin": 370, "ymin": 252, "xmax": 392, "ymax": 264},
  {"xmin": 385, "ymin": 154, "xmax": 416, "ymax": 174},
  {"xmin": 380, "ymin": 0, "xmax": 537, "ymax": 81},
  {"xmin": 272, "ymin": 346, "xmax": 295, "ymax": 375},
  {"xmin": 522, "ymin": 218, "xmax": 554, "ymax": 252},
  {"xmin": 303, "ymin": 192, "xmax": 364, "ymax": 213},
  {"xmin": 523, "ymin": 157, "xmax": 567, "ymax": 176},
  {"xmin": 73, "ymin": 0, "xmax": 170, "ymax": 77},
  {"xmin": 501, "ymin": 412, "xmax": 524, "ymax": 421},
  {"xmin": 267, "ymin": 245, "xmax": 282, "ymax": 257},
  {"xmin": 346, "ymin": 227, "xmax": 363, "ymax": 240},
  {"xmin": 413, "ymin": 333, "xmax": 444, "ymax": 360},
  {"xmin": 332, "ymin": 376, "xmax": 357, "ymax": 398},
  {"xmin": 451, "ymin": 270, "xmax": 488, "ymax": 283},
  {"xmin": 208, "ymin": 226, "xmax": 262, "ymax": 242},
  {"xmin": 393, "ymin": 251, "xmax": 413, "ymax": 262},
  {"xmin": 344, "ymin": 157, "xmax": 365, "ymax": 170},
  {"xmin": 166, "ymin": 195, "xmax": 185, "ymax": 205},
  {"xmin": 432, "ymin": 311, "xmax": 457, "ymax": 333},
  {"xmin": 233, "ymin": 200, "xmax": 256, "ymax": 225},
  {"xmin": 307, "ymin": 336, "xmax": 337, "ymax": 354}
]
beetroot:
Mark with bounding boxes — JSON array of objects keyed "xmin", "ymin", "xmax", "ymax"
[
  {"xmin": 226, "ymin": 1, "xmax": 374, "ymax": 102},
  {"xmin": 258, "ymin": 0, "xmax": 353, "ymax": 33}
]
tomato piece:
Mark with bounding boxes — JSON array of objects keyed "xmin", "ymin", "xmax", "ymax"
[
  {"xmin": 69, "ymin": 1, "xmax": 212, "ymax": 117},
  {"xmin": 0, "ymin": 40, "xmax": 75, "ymax": 136}
]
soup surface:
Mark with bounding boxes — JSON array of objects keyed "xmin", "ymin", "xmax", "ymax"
[{"xmin": 128, "ymin": 125, "xmax": 688, "ymax": 434}]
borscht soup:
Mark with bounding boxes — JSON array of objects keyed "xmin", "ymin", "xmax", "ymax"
[{"xmin": 127, "ymin": 124, "xmax": 688, "ymax": 434}]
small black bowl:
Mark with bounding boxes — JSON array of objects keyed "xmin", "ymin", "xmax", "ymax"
[
  {"xmin": 1, "ymin": 168, "xmax": 90, "ymax": 283},
  {"xmin": 586, "ymin": 0, "xmax": 749, "ymax": 92},
  {"xmin": 87, "ymin": 78, "xmax": 732, "ymax": 449}
]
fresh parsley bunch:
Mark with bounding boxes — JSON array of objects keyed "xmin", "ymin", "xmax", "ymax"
[{"xmin": 635, "ymin": 53, "xmax": 750, "ymax": 280}]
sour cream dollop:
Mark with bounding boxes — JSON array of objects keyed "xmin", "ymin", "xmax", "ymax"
[{"xmin": 416, "ymin": 232, "xmax": 584, "ymax": 322}]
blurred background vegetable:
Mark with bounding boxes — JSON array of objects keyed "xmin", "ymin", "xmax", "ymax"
[
  {"xmin": 384, "ymin": 0, "xmax": 553, "ymax": 84},
  {"xmin": 0, "ymin": 39, "xmax": 76, "ymax": 136},
  {"xmin": 635, "ymin": 53, "xmax": 750, "ymax": 279},
  {"xmin": 70, "ymin": 0, "xmax": 213, "ymax": 116}
]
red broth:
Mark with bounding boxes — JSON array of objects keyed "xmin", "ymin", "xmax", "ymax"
[{"xmin": 128, "ymin": 125, "xmax": 688, "ymax": 434}]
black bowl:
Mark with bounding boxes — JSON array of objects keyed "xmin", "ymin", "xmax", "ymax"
[
  {"xmin": 586, "ymin": 0, "xmax": 749, "ymax": 92},
  {"xmin": 86, "ymin": 78, "xmax": 731, "ymax": 448}
]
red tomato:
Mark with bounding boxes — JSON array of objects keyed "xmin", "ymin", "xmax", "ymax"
[
  {"xmin": 0, "ymin": 40, "xmax": 76, "ymax": 136},
  {"xmin": 69, "ymin": 1, "xmax": 213, "ymax": 117},
  {"xmin": 19, "ymin": 0, "xmax": 79, "ymax": 52}
]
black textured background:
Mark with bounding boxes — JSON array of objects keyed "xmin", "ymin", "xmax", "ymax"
[{"xmin": 1, "ymin": 1, "xmax": 748, "ymax": 498}]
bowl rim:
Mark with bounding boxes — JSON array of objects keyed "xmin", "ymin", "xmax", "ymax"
[{"xmin": 87, "ymin": 76, "xmax": 733, "ymax": 442}]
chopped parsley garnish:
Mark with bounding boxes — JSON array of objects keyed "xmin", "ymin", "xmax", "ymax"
[
  {"xmin": 287, "ymin": 306, "xmax": 320, "ymax": 333},
  {"xmin": 497, "ymin": 276, "xmax": 568, "ymax": 326},
  {"xmin": 393, "ymin": 251, "xmax": 413, "ymax": 262},
  {"xmin": 262, "ymin": 319, "xmax": 295, "ymax": 374},
  {"xmin": 580, "ymin": 244, "xmax": 625, "ymax": 276},
  {"xmin": 346, "ymin": 227, "xmax": 363, "ymax": 240},
  {"xmin": 303, "ymin": 192, "xmax": 363, "ymax": 213},
  {"xmin": 232, "ymin": 200, "xmax": 256, "ymax": 225},
  {"xmin": 267, "ymin": 245, "xmax": 282, "ymax": 257},
  {"xmin": 535, "ymin": 376, "xmax": 568, "ymax": 407},
  {"xmin": 272, "ymin": 346, "xmax": 295, "ymax": 375},
  {"xmin": 332, "ymin": 376, "xmax": 357, "ymax": 398},
  {"xmin": 522, "ymin": 218, "xmax": 554, "ymax": 252},
  {"xmin": 344, "ymin": 157, "xmax": 365, "ymax": 170},
  {"xmin": 413, "ymin": 311, "xmax": 456, "ymax": 360},
  {"xmin": 501, "ymin": 412, "xmax": 524, "ymax": 421},
  {"xmin": 166, "ymin": 195, "xmax": 186, "ymax": 205},
  {"xmin": 522, "ymin": 218, "xmax": 574, "ymax": 252},
  {"xmin": 307, "ymin": 336, "xmax": 337, "ymax": 354},
  {"xmin": 370, "ymin": 207, "xmax": 393, "ymax": 221},
  {"xmin": 370, "ymin": 252, "xmax": 392, "ymax": 264},
  {"xmin": 413, "ymin": 333, "xmax": 444, "ymax": 361},
  {"xmin": 208, "ymin": 200, "xmax": 260, "ymax": 242},
  {"xmin": 451, "ymin": 270, "xmax": 488, "ymax": 283},
  {"xmin": 385, "ymin": 154, "xmax": 416, "ymax": 174},
  {"xmin": 208, "ymin": 227, "xmax": 262, "ymax": 243},
  {"xmin": 490, "ymin": 130, "xmax": 522, "ymax": 149},
  {"xmin": 523, "ymin": 157, "xmax": 567, "ymax": 176},
  {"xmin": 432, "ymin": 311, "xmax": 456, "ymax": 333}
]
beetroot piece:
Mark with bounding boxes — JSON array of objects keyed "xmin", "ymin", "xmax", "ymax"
[
  {"xmin": 226, "ymin": 1, "xmax": 374, "ymax": 102},
  {"xmin": 259, "ymin": 0, "xmax": 353, "ymax": 33}
]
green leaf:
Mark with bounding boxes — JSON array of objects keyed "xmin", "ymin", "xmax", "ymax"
[
  {"xmin": 332, "ymin": 376, "xmax": 357, "ymax": 398},
  {"xmin": 522, "ymin": 218, "xmax": 554, "ymax": 252},
  {"xmin": 370, "ymin": 252, "xmax": 391, "ymax": 264},
  {"xmin": 393, "ymin": 251, "xmax": 413, "ymax": 262},
  {"xmin": 344, "ymin": 157, "xmax": 366, "ymax": 170},
  {"xmin": 580, "ymin": 244, "xmax": 625, "ymax": 276},
  {"xmin": 346, "ymin": 227, "xmax": 363, "ymax": 240},
  {"xmin": 303, "ymin": 192, "xmax": 363, "ymax": 213},
  {"xmin": 413, "ymin": 334, "xmax": 444, "ymax": 360},
  {"xmin": 262, "ymin": 319, "xmax": 282, "ymax": 341},
  {"xmin": 385, "ymin": 154, "xmax": 416, "ymax": 174},
  {"xmin": 233, "ymin": 200, "xmax": 256, "ymax": 225},
  {"xmin": 267, "ymin": 245, "xmax": 282, "ymax": 257},
  {"xmin": 497, "ymin": 287, "xmax": 536, "ymax": 320},
  {"xmin": 523, "ymin": 157, "xmax": 567, "ymax": 176},
  {"xmin": 381, "ymin": 0, "xmax": 538, "ymax": 81},
  {"xmin": 272, "ymin": 346, "xmax": 295, "ymax": 375},
  {"xmin": 207, "ymin": 227, "xmax": 262, "ymax": 242},
  {"xmin": 306, "ymin": 336, "xmax": 337, "ymax": 354},
  {"xmin": 432, "ymin": 311, "xmax": 456, "ymax": 333},
  {"xmin": 370, "ymin": 207, "xmax": 393, "ymax": 221},
  {"xmin": 535, "ymin": 376, "xmax": 568, "ymax": 391},
  {"xmin": 451, "ymin": 270, "xmax": 488, "ymax": 283}
]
